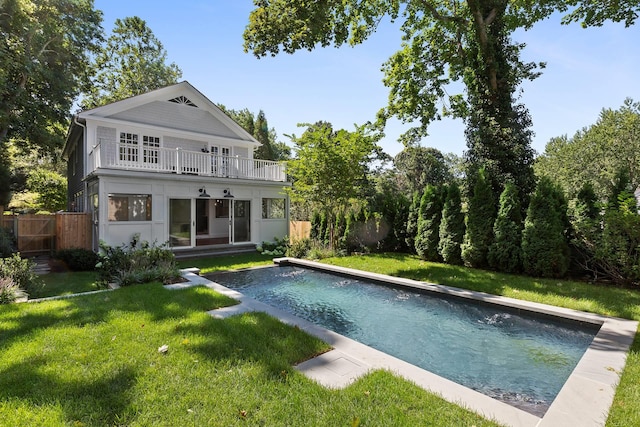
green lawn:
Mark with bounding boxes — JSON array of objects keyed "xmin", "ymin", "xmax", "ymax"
[
  {"xmin": 6, "ymin": 252, "xmax": 639, "ymax": 425},
  {"xmin": 1, "ymin": 256, "xmax": 498, "ymax": 427}
]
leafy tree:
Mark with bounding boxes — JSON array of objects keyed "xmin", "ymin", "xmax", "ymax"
[
  {"xmin": 488, "ymin": 182, "xmax": 523, "ymax": 273},
  {"xmin": 26, "ymin": 168, "xmax": 67, "ymax": 212},
  {"xmin": 438, "ymin": 183, "xmax": 465, "ymax": 265},
  {"xmin": 0, "ymin": 0, "xmax": 102, "ymax": 151},
  {"xmin": 393, "ymin": 146, "xmax": 452, "ymax": 194},
  {"xmin": 82, "ymin": 16, "xmax": 182, "ymax": 109},
  {"xmin": 288, "ymin": 122, "xmax": 383, "ymax": 247},
  {"xmin": 253, "ymin": 110, "xmax": 275, "ymax": 160},
  {"xmin": 461, "ymin": 167, "xmax": 496, "ymax": 268},
  {"xmin": 535, "ymin": 99, "xmax": 640, "ymax": 201},
  {"xmin": 522, "ymin": 177, "xmax": 570, "ymax": 278},
  {"xmin": 415, "ymin": 185, "xmax": 444, "ymax": 261}
]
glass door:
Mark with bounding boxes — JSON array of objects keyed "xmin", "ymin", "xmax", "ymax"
[
  {"xmin": 232, "ymin": 200, "xmax": 251, "ymax": 243},
  {"xmin": 169, "ymin": 199, "xmax": 193, "ymax": 247}
]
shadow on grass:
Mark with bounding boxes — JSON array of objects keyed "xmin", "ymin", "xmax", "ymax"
[
  {"xmin": 0, "ymin": 355, "xmax": 137, "ymax": 425},
  {"xmin": 0, "ymin": 283, "xmax": 236, "ymax": 352},
  {"xmin": 176, "ymin": 311, "xmax": 329, "ymax": 381}
]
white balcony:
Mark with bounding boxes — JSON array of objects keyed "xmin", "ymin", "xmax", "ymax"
[{"xmin": 89, "ymin": 139, "xmax": 287, "ymax": 182}]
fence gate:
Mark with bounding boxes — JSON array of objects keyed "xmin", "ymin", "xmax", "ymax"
[{"xmin": 16, "ymin": 214, "xmax": 55, "ymax": 256}]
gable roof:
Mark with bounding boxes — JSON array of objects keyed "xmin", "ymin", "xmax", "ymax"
[{"xmin": 64, "ymin": 81, "xmax": 260, "ymax": 157}]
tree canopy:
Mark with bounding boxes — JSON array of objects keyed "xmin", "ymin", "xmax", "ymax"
[
  {"xmin": 81, "ymin": 16, "xmax": 182, "ymax": 109},
  {"xmin": 287, "ymin": 121, "xmax": 383, "ymax": 221},
  {"xmin": 0, "ymin": 0, "xmax": 103, "ymax": 151},
  {"xmin": 535, "ymin": 98, "xmax": 640, "ymax": 200}
]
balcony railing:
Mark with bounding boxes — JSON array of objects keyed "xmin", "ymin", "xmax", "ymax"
[{"xmin": 89, "ymin": 139, "xmax": 286, "ymax": 182}]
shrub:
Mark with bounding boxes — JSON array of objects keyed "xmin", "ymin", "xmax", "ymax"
[
  {"xmin": 0, "ymin": 253, "xmax": 43, "ymax": 297},
  {"xmin": 461, "ymin": 167, "xmax": 496, "ymax": 268},
  {"xmin": 287, "ymin": 238, "xmax": 312, "ymax": 258},
  {"xmin": 522, "ymin": 177, "xmax": 570, "ymax": 278},
  {"xmin": 257, "ymin": 236, "xmax": 289, "ymax": 257},
  {"xmin": 0, "ymin": 227, "xmax": 16, "ymax": 258},
  {"xmin": 415, "ymin": 185, "xmax": 445, "ymax": 261},
  {"xmin": 405, "ymin": 191, "xmax": 421, "ymax": 254},
  {"xmin": 488, "ymin": 182, "xmax": 523, "ymax": 273},
  {"xmin": 96, "ymin": 234, "xmax": 180, "ymax": 287},
  {"xmin": 438, "ymin": 182, "xmax": 465, "ymax": 265},
  {"xmin": 0, "ymin": 277, "xmax": 26, "ymax": 304},
  {"xmin": 54, "ymin": 248, "xmax": 99, "ymax": 271}
]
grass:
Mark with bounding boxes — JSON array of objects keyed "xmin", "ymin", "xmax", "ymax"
[
  {"xmin": 1, "ymin": 255, "xmax": 498, "ymax": 427},
  {"xmin": 36, "ymin": 271, "xmax": 101, "ymax": 299},
  {"xmin": 319, "ymin": 252, "xmax": 640, "ymax": 427},
  {"xmin": 176, "ymin": 251, "xmax": 274, "ymax": 274},
  {"xmin": 8, "ymin": 252, "xmax": 640, "ymax": 425}
]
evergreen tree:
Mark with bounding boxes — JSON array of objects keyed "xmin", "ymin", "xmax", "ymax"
[
  {"xmin": 334, "ymin": 211, "xmax": 346, "ymax": 250},
  {"xmin": 438, "ymin": 183, "xmax": 465, "ymax": 265},
  {"xmin": 342, "ymin": 210, "xmax": 357, "ymax": 253},
  {"xmin": 461, "ymin": 167, "xmax": 496, "ymax": 268},
  {"xmin": 310, "ymin": 210, "xmax": 321, "ymax": 241},
  {"xmin": 405, "ymin": 191, "xmax": 421, "ymax": 254},
  {"xmin": 488, "ymin": 182, "xmax": 523, "ymax": 273},
  {"xmin": 415, "ymin": 185, "xmax": 444, "ymax": 261},
  {"xmin": 522, "ymin": 177, "xmax": 570, "ymax": 278},
  {"xmin": 253, "ymin": 110, "xmax": 275, "ymax": 160}
]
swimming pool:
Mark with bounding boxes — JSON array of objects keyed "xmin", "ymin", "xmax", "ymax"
[{"xmin": 211, "ymin": 264, "xmax": 599, "ymax": 416}]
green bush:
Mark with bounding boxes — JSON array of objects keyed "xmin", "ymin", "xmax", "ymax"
[
  {"xmin": 54, "ymin": 248, "xmax": 99, "ymax": 271},
  {"xmin": 257, "ymin": 236, "xmax": 289, "ymax": 257},
  {"xmin": 287, "ymin": 238, "xmax": 312, "ymax": 258},
  {"xmin": 488, "ymin": 182, "xmax": 523, "ymax": 273},
  {"xmin": 0, "ymin": 253, "xmax": 43, "ymax": 297},
  {"xmin": 438, "ymin": 183, "xmax": 465, "ymax": 265},
  {"xmin": 461, "ymin": 167, "xmax": 496, "ymax": 268},
  {"xmin": 522, "ymin": 177, "xmax": 570, "ymax": 278},
  {"xmin": 415, "ymin": 185, "xmax": 445, "ymax": 261},
  {"xmin": 0, "ymin": 227, "xmax": 16, "ymax": 258},
  {"xmin": 0, "ymin": 277, "xmax": 26, "ymax": 304},
  {"xmin": 96, "ymin": 235, "xmax": 180, "ymax": 287}
]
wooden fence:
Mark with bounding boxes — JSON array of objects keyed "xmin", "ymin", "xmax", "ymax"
[
  {"xmin": 1, "ymin": 212, "xmax": 92, "ymax": 256},
  {"xmin": 290, "ymin": 221, "xmax": 311, "ymax": 242}
]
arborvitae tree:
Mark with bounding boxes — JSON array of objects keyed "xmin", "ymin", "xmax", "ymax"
[
  {"xmin": 461, "ymin": 167, "xmax": 496, "ymax": 268},
  {"xmin": 488, "ymin": 182, "xmax": 523, "ymax": 273},
  {"xmin": 342, "ymin": 210, "xmax": 357, "ymax": 253},
  {"xmin": 405, "ymin": 191, "xmax": 421, "ymax": 253},
  {"xmin": 438, "ymin": 182, "xmax": 465, "ymax": 265},
  {"xmin": 310, "ymin": 210, "xmax": 321, "ymax": 241},
  {"xmin": 334, "ymin": 211, "xmax": 346, "ymax": 250},
  {"xmin": 522, "ymin": 177, "xmax": 570, "ymax": 278},
  {"xmin": 415, "ymin": 185, "xmax": 444, "ymax": 261}
]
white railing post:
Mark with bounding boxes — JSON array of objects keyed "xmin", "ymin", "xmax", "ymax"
[{"xmin": 176, "ymin": 148, "xmax": 181, "ymax": 174}]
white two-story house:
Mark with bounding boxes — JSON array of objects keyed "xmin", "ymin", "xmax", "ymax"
[{"xmin": 63, "ymin": 81, "xmax": 289, "ymax": 253}]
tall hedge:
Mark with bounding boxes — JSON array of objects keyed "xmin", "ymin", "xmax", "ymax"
[
  {"xmin": 405, "ymin": 191, "xmax": 421, "ymax": 253},
  {"xmin": 488, "ymin": 182, "xmax": 523, "ymax": 273},
  {"xmin": 461, "ymin": 167, "xmax": 496, "ymax": 268},
  {"xmin": 438, "ymin": 183, "xmax": 465, "ymax": 265},
  {"xmin": 415, "ymin": 185, "xmax": 445, "ymax": 261},
  {"xmin": 522, "ymin": 177, "xmax": 570, "ymax": 278}
]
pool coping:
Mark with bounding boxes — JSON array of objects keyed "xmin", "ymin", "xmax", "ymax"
[{"xmin": 171, "ymin": 258, "xmax": 638, "ymax": 427}]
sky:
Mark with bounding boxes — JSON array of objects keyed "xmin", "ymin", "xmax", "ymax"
[{"xmin": 94, "ymin": 1, "xmax": 640, "ymax": 158}]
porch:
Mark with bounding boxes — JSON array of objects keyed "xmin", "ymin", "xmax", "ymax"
[{"xmin": 89, "ymin": 139, "xmax": 286, "ymax": 182}]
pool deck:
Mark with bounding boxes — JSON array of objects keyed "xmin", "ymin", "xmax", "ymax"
[{"xmin": 168, "ymin": 259, "xmax": 638, "ymax": 427}]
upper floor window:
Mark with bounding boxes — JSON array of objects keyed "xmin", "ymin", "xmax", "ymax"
[
  {"xmin": 119, "ymin": 132, "xmax": 160, "ymax": 164},
  {"xmin": 119, "ymin": 132, "xmax": 139, "ymax": 162}
]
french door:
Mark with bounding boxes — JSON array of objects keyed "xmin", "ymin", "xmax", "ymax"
[{"xmin": 169, "ymin": 198, "xmax": 250, "ymax": 247}]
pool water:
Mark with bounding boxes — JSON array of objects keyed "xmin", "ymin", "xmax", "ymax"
[{"xmin": 212, "ymin": 266, "xmax": 599, "ymax": 416}]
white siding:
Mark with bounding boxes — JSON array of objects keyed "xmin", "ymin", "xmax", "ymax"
[{"xmin": 107, "ymin": 101, "xmax": 241, "ymax": 139}]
